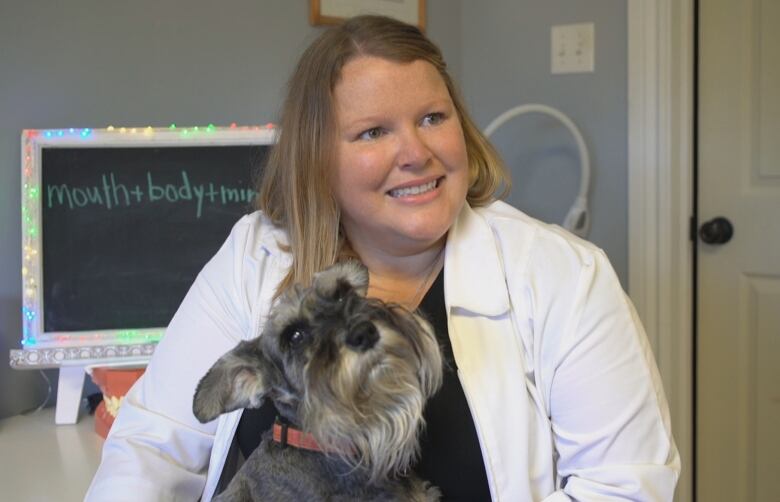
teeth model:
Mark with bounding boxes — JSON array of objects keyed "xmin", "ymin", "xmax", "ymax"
[{"xmin": 389, "ymin": 179, "xmax": 438, "ymax": 198}]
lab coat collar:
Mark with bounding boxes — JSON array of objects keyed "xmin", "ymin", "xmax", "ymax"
[
  {"xmin": 445, "ymin": 203, "xmax": 511, "ymax": 317},
  {"xmin": 255, "ymin": 206, "xmax": 511, "ymax": 316},
  {"xmin": 256, "ymin": 214, "xmax": 292, "ymax": 268}
]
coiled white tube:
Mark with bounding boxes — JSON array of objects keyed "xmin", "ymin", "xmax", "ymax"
[{"xmin": 484, "ymin": 104, "xmax": 591, "ymax": 238}]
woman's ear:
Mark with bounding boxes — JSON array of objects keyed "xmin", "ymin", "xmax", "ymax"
[{"xmin": 192, "ymin": 340, "xmax": 272, "ymax": 423}]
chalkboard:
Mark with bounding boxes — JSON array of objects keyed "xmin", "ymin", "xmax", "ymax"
[
  {"xmin": 41, "ymin": 145, "xmax": 267, "ymax": 332},
  {"xmin": 13, "ymin": 126, "xmax": 276, "ymax": 369}
]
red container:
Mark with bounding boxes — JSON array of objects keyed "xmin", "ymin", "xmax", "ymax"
[{"xmin": 89, "ymin": 367, "xmax": 146, "ymax": 438}]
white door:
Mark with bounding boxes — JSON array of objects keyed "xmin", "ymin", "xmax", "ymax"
[{"xmin": 697, "ymin": 1, "xmax": 780, "ymax": 501}]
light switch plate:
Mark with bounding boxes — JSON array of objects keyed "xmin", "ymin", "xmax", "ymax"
[{"xmin": 551, "ymin": 23, "xmax": 595, "ymax": 74}]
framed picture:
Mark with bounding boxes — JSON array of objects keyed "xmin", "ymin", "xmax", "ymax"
[{"xmin": 310, "ymin": 0, "xmax": 426, "ymax": 31}]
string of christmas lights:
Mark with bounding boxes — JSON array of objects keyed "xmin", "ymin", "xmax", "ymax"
[{"xmin": 21, "ymin": 124, "xmax": 276, "ymax": 349}]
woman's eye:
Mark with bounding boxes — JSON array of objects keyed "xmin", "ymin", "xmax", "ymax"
[
  {"xmin": 358, "ymin": 127, "xmax": 384, "ymax": 141},
  {"xmin": 421, "ymin": 112, "xmax": 445, "ymax": 127}
]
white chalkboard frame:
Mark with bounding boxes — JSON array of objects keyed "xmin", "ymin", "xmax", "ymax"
[{"xmin": 11, "ymin": 125, "xmax": 276, "ymax": 423}]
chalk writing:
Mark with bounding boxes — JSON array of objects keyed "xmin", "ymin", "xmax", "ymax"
[{"xmin": 46, "ymin": 169, "xmax": 256, "ymax": 218}]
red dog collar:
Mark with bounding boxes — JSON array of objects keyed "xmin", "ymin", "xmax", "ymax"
[{"xmin": 272, "ymin": 421, "xmax": 325, "ymax": 453}]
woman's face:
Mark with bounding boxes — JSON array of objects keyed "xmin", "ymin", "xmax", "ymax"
[{"xmin": 332, "ymin": 56, "xmax": 470, "ymax": 257}]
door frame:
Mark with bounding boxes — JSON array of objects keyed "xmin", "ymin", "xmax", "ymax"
[{"xmin": 627, "ymin": 1, "xmax": 694, "ymax": 501}]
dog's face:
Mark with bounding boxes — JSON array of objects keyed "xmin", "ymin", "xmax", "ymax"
[{"xmin": 193, "ymin": 261, "xmax": 443, "ymax": 481}]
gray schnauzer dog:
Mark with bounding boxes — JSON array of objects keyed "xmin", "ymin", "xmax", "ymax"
[{"xmin": 193, "ymin": 261, "xmax": 443, "ymax": 501}]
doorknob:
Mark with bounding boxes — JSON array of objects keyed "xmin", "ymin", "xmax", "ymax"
[{"xmin": 699, "ymin": 216, "xmax": 734, "ymax": 244}]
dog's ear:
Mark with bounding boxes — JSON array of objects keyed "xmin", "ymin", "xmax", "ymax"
[
  {"xmin": 314, "ymin": 260, "xmax": 369, "ymax": 298},
  {"xmin": 192, "ymin": 340, "xmax": 273, "ymax": 423}
]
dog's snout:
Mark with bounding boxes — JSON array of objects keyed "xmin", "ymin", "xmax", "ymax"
[{"xmin": 346, "ymin": 322, "xmax": 379, "ymax": 351}]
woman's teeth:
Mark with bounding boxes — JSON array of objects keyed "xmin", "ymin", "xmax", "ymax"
[{"xmin": 389, "ymin": 179, "xmax": 438, "ymax": 198}]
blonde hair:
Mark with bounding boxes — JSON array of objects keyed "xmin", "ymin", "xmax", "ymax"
[{"xmin": 257, "ymin": 15, "xmax": 509, "ymax": 294}]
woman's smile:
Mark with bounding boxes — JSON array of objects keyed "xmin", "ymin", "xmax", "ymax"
[{"xmin": 387, "ymin": 176, "xmax": 443, "ymax": 200}]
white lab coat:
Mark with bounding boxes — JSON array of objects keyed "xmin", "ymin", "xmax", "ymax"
[{"xmin": 86, "ymin": 200, "xmax": 680, "ymax": 501}]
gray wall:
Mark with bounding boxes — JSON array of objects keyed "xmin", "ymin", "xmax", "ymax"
[
  {"xmin": 0, "ymin": 0, "xmax": 627, "ymax": 419},
  {"xmin": 460, "ymin": 1, "xmax": 628, "ymax": 279}
]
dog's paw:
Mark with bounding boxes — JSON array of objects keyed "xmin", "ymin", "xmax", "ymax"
[
  {"xmin": 406, "ymin": 478, "xmax": 441, "ymax": 502},
  {"xmin": 421, "ymin": 482, "xmax": 442, "ymax": 502}
]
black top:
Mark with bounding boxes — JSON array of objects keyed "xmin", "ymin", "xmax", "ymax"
[
  {"xmin": 413, "ymin": 269, "xmax": 492, "ymax": 501},
  {"xmin": 234, "ymin": 269, "xmax": 491, "ymax": 500}
]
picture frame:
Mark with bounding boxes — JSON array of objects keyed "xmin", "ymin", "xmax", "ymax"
[{"xmin": 310, "ymin": 0, "xmax": 426, "ymax": 31}]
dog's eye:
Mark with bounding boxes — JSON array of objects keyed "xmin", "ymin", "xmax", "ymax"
[
  {"xmin": 289, "ymin": 330, "xmax": 307, "ymax": 347},
  {"xmin": 282, "ymin": 323, "xmax": 310, "ymax": 349}
]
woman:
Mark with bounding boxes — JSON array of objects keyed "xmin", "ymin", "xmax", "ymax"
[{"xmin": 88, "ymin": 15, "xmax": 679, "ymax": 501}]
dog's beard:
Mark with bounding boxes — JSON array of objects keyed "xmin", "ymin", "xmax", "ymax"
[{"xmin": 301, "ymin": 319, "xmax": 442, "ymax": 485}]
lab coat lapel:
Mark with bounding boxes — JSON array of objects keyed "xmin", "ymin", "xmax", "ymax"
[
  {"xmin": 445, "ymin": 203, "xmax": 509, "ymax": 315},
  {"xmin": 444, "ymin": 203, "xmax": 538, "ymax": 501}
]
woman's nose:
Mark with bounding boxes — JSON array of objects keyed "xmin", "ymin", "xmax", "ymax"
[{"xmin": 395, "ymin": 127, "xmax": 432, "ymax": 170}]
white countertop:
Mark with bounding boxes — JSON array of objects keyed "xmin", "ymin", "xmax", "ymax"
[{"xmin": 0, "ymin": 407, "xmax": 103, "ymax": 501}]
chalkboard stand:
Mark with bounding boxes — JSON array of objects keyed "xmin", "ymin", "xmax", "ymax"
[
  {"xmin": 56, "ymin": 366, "xmax": 86, "ymax": 424},
  {"xmin": 10, "ymin": 345, "xmax": 155, "ymax": 424}
]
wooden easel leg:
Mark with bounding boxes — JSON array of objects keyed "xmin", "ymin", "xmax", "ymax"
[{"xmin": 55, "ymin": 366, "xmax": 85, "ymax": 424}]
